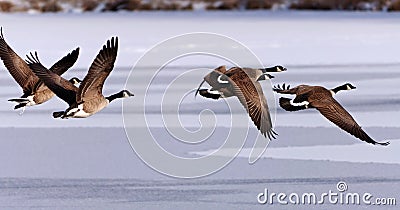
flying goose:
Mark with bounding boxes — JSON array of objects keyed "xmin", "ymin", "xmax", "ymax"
[
  {"xmin": 195, "ymin": 65, "xmax": 287, "ymax": 139},
  {"xmin": 0, "ymin": 27, "xmax": 80, "ymax": 111},
  {"xmin": 273, "ymin": 83, "xmax": 389, "ymax": 146},
  {"xmin": 27, "ymin": 37, "xmax": 134, "ymax": 119}
]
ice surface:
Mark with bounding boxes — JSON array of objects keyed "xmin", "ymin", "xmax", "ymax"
[{"xmin": 192, "ymin": 140, "xmax": 400, "ymax": 164}]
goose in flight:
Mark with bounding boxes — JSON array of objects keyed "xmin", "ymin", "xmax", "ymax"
[
  {"xmin": 0, "ymin": 27, "xmax": 80, "ymax": 112},
  {"xmin": 27, "ymin": 37, "xmax": 133, "ymax": 119},
  {"xmin": 273, "ymin": 83, "xmax": 389, "ymax": 146},
  {"xmin": 195, "ymin": 65, "xmax": 286, "ymax": 139}
]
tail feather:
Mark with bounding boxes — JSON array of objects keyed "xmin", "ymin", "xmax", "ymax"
[
  {"xmin": 53, "ymin": 111, "xmax": 64, "ymax": 118},
  {"xmin": 375, "ymin": 141, "xmax": 390, "ymax": 146},
  {"xmin": 8, "ymin": 98, "xmax": 30, "ymax": 103},
  {"xmin": 14, "ymin": 103, "xmax": 27, "ymax": 110},
  {"xmin": 279, "ymin": 97, "xmax": 307, "ymax": 112},
  {"xmin": 199, "ymin": 89, "xmax": 221, "ymax": 100}
]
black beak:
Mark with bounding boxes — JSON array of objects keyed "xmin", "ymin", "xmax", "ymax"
[
  {"xmin": 266, "ymin": 74, "xmax": 275, "ymax": 79},
  {"xmin": 195, "ymin": 80, "xmax": 206, "ymax": 98}
]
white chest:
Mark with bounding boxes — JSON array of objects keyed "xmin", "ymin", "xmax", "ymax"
[
  {"xmin": 65, "ymin": 104, "xmax": 92, "ymax": 118},
  {"xmin": 26, "ymin": 95, "xmax": 36, "ymax": 106}
]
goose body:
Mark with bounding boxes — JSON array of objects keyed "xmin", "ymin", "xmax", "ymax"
[
  {"xmin": 195, "ymin": 65, "xmax": 286, "ymax": 139},
  {"xmin": 273, "ymin": 83, "xmax": 389, "ymax": 146},
  {"xmin": 0, "ymin": 27, "xmax": 80, "ymax": 110},
  {"xmin": 28, "ymin": 37, "xmax": 134, "ymax": 119}
]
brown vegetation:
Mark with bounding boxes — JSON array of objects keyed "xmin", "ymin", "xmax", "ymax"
[
  {"xmin": 245, "ymin": 0, "xmax": 281, "ymax": 10},
  {"xmin": 0, "ymin": 1, "xmax": 14, "ymax": 12},
  {"xmin": 388, "ymin": 0, "xmax": 400, "ymax": 11},
  {"xmin": 206, "ymin": 0, "xmax": 239, "ymax": 10},
  {"xmin": 0, "ymin": 0, "xmax": 399, "ymax": 12},
  {"xmin": 290, "ymin": 0, "xmax": 388, "ymax": 11},
  {"xmin": 82, "ymin": 0, "xmax": 100, "ymax": 11},
  {"xmin": 40, "ymin": 1, "xmax": 63, "ymax": 12}
]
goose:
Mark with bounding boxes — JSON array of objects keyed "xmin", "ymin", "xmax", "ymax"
[
  {"xmin": 0, "ymin": 27, "xmax": 80, "ymax": 111},
  {"xmin": 27, "ymin": 37, "xmax": 134, "ymax": 119},
  {"xmin": 273, "ymin": 83, "xmax": 389, "ymax": 146},
  {"xmin": 195, "ymin": 65, "xmax": 287, "ymax": 139}
]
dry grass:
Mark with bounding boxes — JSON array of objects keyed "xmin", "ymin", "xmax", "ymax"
[
  {"xmin": 206, "ymin": 0, "xmax": 239, "ymax": 10},
  {"xmin": 100, "ymin": 0, "xmax": 193, "ymax": 11},
  {"xmin": 41, "ymin": 1, "xmax": 62, "ymax": 12},
  {"xmin": 290, "ymin": 0, "xmax": 333, "ymax": 10},
  {"xmin": 1, "ymin": 0, "xmax": 398, "ymax": 12},
  {"xmin": 245, "ymin": 0, "xmax": 281, "ymax": 9},
  {"xmin": 290, "ymin": 0, "xmax": 388, "ymax": 11},
  {"xmin": 0, "ymin": 1, "xmax": 14, "ymax": 12},
  {"xmin": 81, "ymin": 0, "xmax": 100, "ymax": 11},
  {"xmin": 388, "ymin": 0, "xmax": 400, "ymax": 11}
]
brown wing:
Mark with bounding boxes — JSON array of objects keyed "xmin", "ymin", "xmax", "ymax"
[
  {"xmin": 230, "ymin": 71, "xmax": 276, "ymax": 139},
  {"xmin": 30, "ymin": 47, "xmax": 80, "ymax": 93},
  {"xmin": 49, "ymin": 47, "xmax": 80, "ymax": 75},
  {"xmin": 203, "ymin": 66, "xmax": 228, "ymax": 87},
  {"xmin": 26, "ymin": 53, "xmax": 78, "ymax": 106},
  {"xmin": 78, "ymin": 37, "xmax": 118, "ymax": 103},
  {"xmin": 0, "ymin": 28, "xmax": 38, "ymax": 94},
  {"xmin": 313, "ymin": 97, "xmax": 389, "ymax": 146}
]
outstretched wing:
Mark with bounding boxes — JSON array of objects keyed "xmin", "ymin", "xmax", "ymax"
[
  {"xmin": 0, "ymin": 27, "xmax": 38, "ymax": 94},
  {"xmin": 27, "ymin": 52, "xmax": 78, "ymax": 106},
  {"xmin": 33, "ymin": 47, "xmax": 80, "ymax": 93},
  {"xmin": 313, "ymin": 98, "xmax": 389, "ymax": 146},
  {"xmin": 49, "ymin": 47, "xmax": 80, "ymax": 75},
  {"xmin": 78, "ymin": 37, "xmax": 118, "ymax": 103},
  {"xmin": 230, "ymin": 71, "xmax": 276, "ymax": 139}
]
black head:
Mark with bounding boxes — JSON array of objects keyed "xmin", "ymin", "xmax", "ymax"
[
  {"xmin": 69, "ymin": 77, "xmax": 82, "ymax": 85},
  {"xmin": 266, "ymin": 74, "xmax": 275, "ymax": 79},
  {"xmin": 269, "ymin": 65, "xmax": 287, "ymax": 72},
  {"xmin": 332, "ymin": 83, "xmax": 356, "ymax": 94},
  {"xmin": 120, "ymin": 90, "xmax": 134, "ymax": 98},
  {"xmin": 343, "ymin": 83, "xmax": 356, "ymax": 90},
  {"xmin": 275, "ymin": 65, "xmax": 287, "ymax": 72},
  {"xmin": 257, "ymin": 74, "xmax": 275, "ymax": 81}
]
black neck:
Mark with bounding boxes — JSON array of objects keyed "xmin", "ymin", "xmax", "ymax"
[
  {"xmin": 331, "ymin": 85, "xmax": 347, "ymax": 94},
  {"xmin": 261, "ymin": 66, "xmax": 276, "ymax": 73},
  {"xmin": 106, "ymin": 92, "xmax": 122, "ymax": 102}
]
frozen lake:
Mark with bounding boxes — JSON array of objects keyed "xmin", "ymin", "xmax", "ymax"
[{"xmin": 0, "ymin": 11, "xmax": 399, "ymax": 209}]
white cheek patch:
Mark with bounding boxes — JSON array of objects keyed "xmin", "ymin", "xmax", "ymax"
[
  {"xmin": 290, "ymin": 99, "xmax": 309, "ymax": 107},
  {"xmin": 217, "ymin": 75, "xmax": 229, "ymax": 84}
]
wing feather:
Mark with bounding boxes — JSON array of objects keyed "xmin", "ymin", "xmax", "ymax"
[
  {"xmin": 27, "ymin": 53, "xmax": 78, "ymax": 106},
  {"xmin": 230, "ymin": 71, "xmax": 276, "ymax": 139},
  {"xmin": 313, "ymin": 98, "xmax": 389, "ymax": 145},
  {"xmin": 78, "ymin": 37, "xmax": 118, "ymax": 102},
  {"xmin": 0, "ymin": 28, "xmax": 38, "ymax": 94}
]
